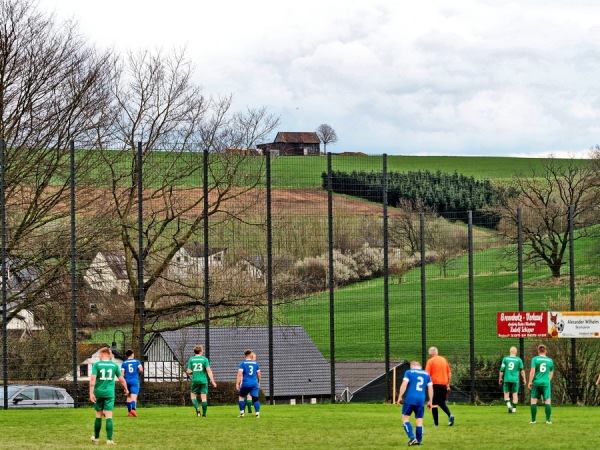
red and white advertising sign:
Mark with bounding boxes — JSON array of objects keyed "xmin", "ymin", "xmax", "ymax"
[{"xmin": 497, "ymin": 312, "xmax": 548, "ymax": 338}]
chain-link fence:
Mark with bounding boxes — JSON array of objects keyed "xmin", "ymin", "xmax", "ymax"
[{"xmin": 2, "ymin": 142, "xmax": 599, "ymax": 408}]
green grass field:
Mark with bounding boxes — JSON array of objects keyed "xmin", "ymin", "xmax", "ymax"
[{"xmin": 1, "ymin": 403, "xmax": 598, "ymax": 449}]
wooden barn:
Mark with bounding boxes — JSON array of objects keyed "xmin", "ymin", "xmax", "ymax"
[{"xmin": 258, "ymin": 132, "xmax": 321, "ymax": 156}]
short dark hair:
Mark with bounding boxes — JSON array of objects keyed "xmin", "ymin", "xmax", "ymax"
[
  {"xmin": 125, "ymin": 349, "xmax": 134, "ymax": 357},
  {"xmin": 538, "ymin": 344, "xmax": 547, "ymax": 353},
  {"xmin": 244, "ymin": 349, "xmax": 253, "ymax": 357},
  {"xmin": 194, "ymin": 345, "xmax": 204, "ymax": 354}
]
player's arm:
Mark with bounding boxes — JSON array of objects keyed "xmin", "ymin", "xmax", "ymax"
[
  {"xmin": 257, "ymin": 369, "xmax": 261, "ymax": 384},
  {"xmin": 527, "ymin": 367, "xmax": 535, "ymax": 389},
  {"xmin": 498, "ymin": 369, "xmax": 503, "ymax": 385},
  {"xmin": 549, "ymin": 369, "xmax": 554, "ymax": 382},
  {"xmin": 117, "ymin": 375, "xmax": 129, "ymax": 395},
  {"xmin": 236, "ymin": 369, "xmax": 243, "ymax": 391},
  {"xmin": 206, "ymin": 366, "xmax": 217, "ymax": 387},
  {"xmin": 427, "ymin": 382, "xmax": 434, "ymax": 409},
  {"xmin": 520, "ymin": 370, "xmax": 527, "ymax": 385},
  {"xmin": 138, "ymin": 361, "xmax": 144, "ymax": 374},
  {"xmin": 396, "ymin": 379, "xmax": 408, "ymax": 406},
  {"xmin": 447, "ymin": 363, "xmax": 452, "ymax": 391},
  {"xmin": 89, "ymin": 374, "xmax": 97, "ymax": 403}
]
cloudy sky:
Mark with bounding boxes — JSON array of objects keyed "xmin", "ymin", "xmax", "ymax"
[{"xmin": 39, "ymin": 0, "xmax": 600, "ymax": 157}]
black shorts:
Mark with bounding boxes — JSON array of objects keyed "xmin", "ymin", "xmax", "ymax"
[{"xmin": 432, "ymin": 384, "xmax": 448, "ymax": 405}]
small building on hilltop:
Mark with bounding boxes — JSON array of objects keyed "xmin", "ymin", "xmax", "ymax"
[{"xmin": 258, "ymin": 132, "xmax": 321, "ymax": 156}]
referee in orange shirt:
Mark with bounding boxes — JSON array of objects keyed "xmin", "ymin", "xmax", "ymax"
[{"xmin": 425, "ymin": 346, "xmax": 455, "ymax": 426}]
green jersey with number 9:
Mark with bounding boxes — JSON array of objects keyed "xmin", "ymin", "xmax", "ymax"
[
  {"xmin": 531, "ymin": 355, "xmax": 554, "ymax": 386},
  {"xmin": 500, "ymin": 356, "xmax": 524, "ymax": 383},
  {"xmin": 92, "ymin": 360, "xmax": 123, "ymax": 399},
  {"xmin": 187, "ymin": 355, "xmax": 210, "ymax": 383}
]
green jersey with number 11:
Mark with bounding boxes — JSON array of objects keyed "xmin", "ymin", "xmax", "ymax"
[
  {"xmin": 531, "ymin": 355, "xmax": 554, "ymax": 386},
  {"xmin": 92, "ymin": 360, "xmax": 122, "ymax": 398}
]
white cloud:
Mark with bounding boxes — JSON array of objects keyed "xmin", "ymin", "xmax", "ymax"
[{"xmin": 38, "ymin": 0, "xmax": 600, "ymax": 156}]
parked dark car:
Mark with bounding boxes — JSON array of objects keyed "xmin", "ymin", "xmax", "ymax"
[{"xmin": 0, "ymin": 385, "xmax": 74, "ymax": 408}]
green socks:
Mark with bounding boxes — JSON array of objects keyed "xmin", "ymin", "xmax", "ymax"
[
  {"xmin": 94, "ymin": 418, "xmax": 102, "ymax": 438},
  {"xmin": 531, "ymin": 404, "xmax": 537, "ymax": 422},
  {"xmin": 192, "ymin": 398, "xmax": 199, "ymax": 410},
  {"xmin": 202, "ymin": 401, "xmax": 208, "ymax": 416},
  {"xmin": 545, "ymin": 404, "xmax": 552, "ymax": 421},
  {"xmin": 106, "ymin": 419, "xmax": 114, "ymax": 441}
]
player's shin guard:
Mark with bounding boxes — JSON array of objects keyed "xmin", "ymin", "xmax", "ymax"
[
  {"xmin": 202, "ymin": 401, "xmax": 208, "ymax": 416},
  {"xmin": 416, "ymin": 426, "xmax": 423, "ymax": 444},
  {"xmin": 239, "ymin": 400, "xmax": 246, "ymax": 413},
  {"xmin": 432, "ymin": 408, "xmax": 439, "ymax": 426},
  {"xmin": 531, "ymin": 404, "xmax": 537, "ymax": 422},
  {"xmin": 126, "ymin": 401, "xmax": 131, "ymax": 412},
  {"xmin": 131, "ymin": 401, "xmax": 136, "ymax": 410},
  {"xmin": 192, "ymin": 398, "xmax": 199, "ymax": 409},
  {"xmin": 245, "ymin": 399, "xmax": 253, "ymax": 412},
  {"xmin": 403, "ymin": 422, "xmax": 415, "ymax": 439},
  {"xmin": 94, "ymin": 418, "xmax": 102, "ymax": 438},
  {"xmin": 253, "ymin": 400, "xmax": 260, "ymax": 413},
  {"xmin": 106, "ymin": 418, "xmax": 114, "ymax": 441}
]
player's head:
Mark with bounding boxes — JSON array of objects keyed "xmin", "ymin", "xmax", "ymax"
[
  {"xmin": 410, "ymin": 360, "xmax": 422, "ymax": 369},
  {"xmin": 251, "ymin": 352, "xmax": 256, "ymax": 361},
  {"xmin": 537, "ymin": 344, "xmax": 547, "ymax": 355},
  {"xmin": 194, "ymin": 345, "xmax": 204, "ymax": 355},
  {"xmin": 428, "ymin": 346, "xmax": 438, "ymax": 356},
  {"xmin": 509, "ymin": 346, "xmax": 517, "ymax": 356},
  {"xmin": 244, "ymin": 349, "xmax": 253, "ymax": 358},
  {"xmin": 99, "ymin": 346, "xmax": 113, "ymax": 359},
  {"xmin": 125, "ymin": 349, "xmax": 135, "ymax": 358}
]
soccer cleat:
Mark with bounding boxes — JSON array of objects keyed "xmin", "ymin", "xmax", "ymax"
[
  {"xmin": 127, "ymin": 412, "xmax": 132, "ymax": 417},
  {"xmin": 507, "ymin": 408, "xmax": 512, "ymax": 413},
  {"xmin": 255, "ymin": 413, "xmax": 260, "ymax": 419},
  {"xmin": 130, "ymin": 410, "xmax": 137, "ymax": 417},
  {"xmin": 449, "ymin": 415, "xmax": 455, "ymax": 426},
  {"xmin": 529, "ymin": 421, "xmax": 536, "ymax": 424},
  {"xmin": 90, "ymin": 436, "xmax": 99, "ymax": 445},
  {"xmin": 106, "ymin": 440, "xmax": 115, "ymax": 445},
  {"xmin": 546, "ymin": 421, "xmax": 552, "ymax": 424},
  {"xmin": 238, "ymin": 412, "xmax": 245, "ymax": 418},
  {"xmin": 408, "ymin": 438, "xmax": 419, "ymax": 446},
  {"xmin": 512, "ymin": 408, "xmax": 517, "ymax": 413},
  {"xmin": 196, "ymin": 409, "xmax": 201, "ymax": 417}
]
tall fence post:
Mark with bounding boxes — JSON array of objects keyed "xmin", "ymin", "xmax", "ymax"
[
  {"xmin": 69, "ymin": 140, "xmax": 79, "ymax": 407},
  {"xmin": 420, "ymin": 212, "xmax": 427, "ymax": 365},
  {"xmin": 569, "ymin": 204, "xmax": 577, "ymax": 404},
  {"xmin": 136, "ymin": 142, "xmax": 145, "ymax": 401},
  {"xmin": 468, "ymin": 211, "xmax": 475, "ymax": 402},
  {"xmin": 327, "ymin": 152, "xmax": 336, "ymax": 402},
  {"xmin": 382, "ymin": 154, "xmax": 390, "ymax": 400},
  {"xmin": 203, "ymin": 149, "xmax": 210, "ymax": 359},
  {"xmin": 266, "ymin": 150, "xmax": 275, "ymax": 404},
  {"xmin": 1, "ymin": 138, "xmax": 8, "ymax": 410},
  {"xmin": 517, "ymin": 208, "xmax": 524, "ymax": 361}
]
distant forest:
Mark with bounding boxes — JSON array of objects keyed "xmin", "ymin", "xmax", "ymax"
[{"xmin": 322, "ymin": 170, "xmax": 513, "ymax": 227}]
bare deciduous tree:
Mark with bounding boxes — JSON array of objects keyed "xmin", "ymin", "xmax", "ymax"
[
  {"xmin": 0, "ymin": 0, "xmax": 115, "ymax": 326},
  {"xmin": 95, "ymin": 48, "xmax": 279, "ymax": 350},
  {"xmin": 495, "ymin": 155, "xmax": 600, "ymax": 278},
  {"xmin": 316, "ymin": 123, "xmax": 338, "ymax": 154}
]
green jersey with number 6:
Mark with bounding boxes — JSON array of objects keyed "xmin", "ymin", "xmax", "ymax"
[
  {"xmin": 500, "ymin": 356, "xmax": 524, "ymax": 383},
  {"xmin": 92, "ymin": 360, "xmax": 122, "ymax": 399},
  {"xmin": 531, "ymin": 355, "xmax": 554, "ymax": 386},
  {"xmin": 187, "ymin": 355, "xmax": 210, "ymax": 383}
]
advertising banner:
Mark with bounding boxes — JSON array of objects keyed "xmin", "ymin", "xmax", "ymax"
[
  {"xmin": 496, "ymin": 312, "xmax": 547, "ymax": 338},
  {"xmin": 548, "ymin": 311, "xmax": 600, "ymax": 338}
]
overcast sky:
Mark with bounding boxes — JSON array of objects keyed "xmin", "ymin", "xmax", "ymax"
[{"xmin": 39, "ymin": 0, "xmax": 600, "ymax": 157}]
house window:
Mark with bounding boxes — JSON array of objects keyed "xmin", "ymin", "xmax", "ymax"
[{"xmin": 80, "ymin": 364, "xmax": 89, "ymax": 377}]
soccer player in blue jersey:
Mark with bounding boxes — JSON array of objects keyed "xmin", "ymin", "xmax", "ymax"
[
  {"xmin": 397, "ymin": 360, "xmax": 434, "ymax": 447},
  {"xmin": 121, "ymin": 349, "xmax": 143, "ymax": 417},
  {"xmin": 236, "ymin": 349, "xmax": 261, "ymax": 418}
]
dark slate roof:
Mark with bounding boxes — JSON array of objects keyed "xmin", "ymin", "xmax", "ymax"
[
  {"xmin": 4, "ymin": 257, "xmax": 39, "ymax": 294},
  {"xmin": 274, "ymin": 132, "xmax": 320, "ymax": 144},
  {"xmin": 149, "ymin": 326, "xmax": 344, "ymax": 397},
  {"xmin": 181, "ymin": 243, "xmax": 227, "ymax": 258},
  {"xmin": 335, "ymin": 360, "xmax": 408, "ymax": 394},
  {"xmin": 98, "ymin": 250, "xmax": 142, "ymax": 280}
]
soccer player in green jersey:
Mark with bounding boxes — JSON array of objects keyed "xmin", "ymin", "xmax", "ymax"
[
  {"xmin": 499, "ymin": 346, "xmax": 526, "ymax": 413},
  {"xmin": 89, "ymin": 347, "xmax": 128, "ymax": 445},
  {"xmin": 185, "ymin": 345, "xmax": 217, "ymax": 417},
  {"xmin": 528, "ymin": 344, "xmax": 554, "ymax": 424}
]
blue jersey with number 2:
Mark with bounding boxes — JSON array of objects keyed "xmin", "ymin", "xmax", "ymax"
[
  {"xmin": 403, "ymin": 368, "xmax": 432, "ymax": 406},
  {"xmin": 238, "ymin": 360, "xmax": 260, "ymax": 388}
]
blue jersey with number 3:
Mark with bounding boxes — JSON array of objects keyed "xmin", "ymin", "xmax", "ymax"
[
  {"xmin": 238, "ymin": 360, "xmax": 260, "ymax": 388},
  {"xmin": 121, "ymin": 359, "xmax": 141, "ymax": 385},
  {"xmin": 403, "ymin": 368, "xmax": 432, "ymax": 406}
]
